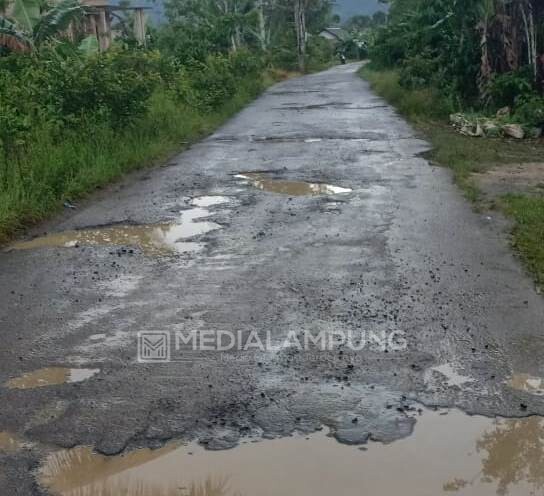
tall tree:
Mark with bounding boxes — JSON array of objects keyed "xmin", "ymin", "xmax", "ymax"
[{"xmin": 294, "ymin": 0, "xmax": 306, "ymax": 71}]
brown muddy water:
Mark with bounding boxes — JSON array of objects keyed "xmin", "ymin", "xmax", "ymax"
[
  {"xmin": 38, "ymin": 409, "xmax": 544, "ymax": 496},
  {"xmin": 235, "ymin": 173, "xmax": 352, "ymax": 196},
  {"xmin": 7, "ymin": 197, "xmax": 229, "ymax": 255},
  {"xmin": 5, "ymin": 367, "xmax": 99, "ymax": 389}
]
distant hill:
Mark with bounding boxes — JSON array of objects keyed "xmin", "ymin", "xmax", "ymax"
[{"xmin": 333, "ymin": 0, "xmax": 388, "ymax": 20}]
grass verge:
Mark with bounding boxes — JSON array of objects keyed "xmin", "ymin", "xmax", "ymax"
[
  {"xmin": 501, "ymin": 195, "xmax": 544, "ymax": 287},
  {"xmin": 0, "ymin": 74, "xmax": 278, "ymax": 245},
  {"xmin": 360, "ymin": 65, "xmax": 544, "ymax": 285}
]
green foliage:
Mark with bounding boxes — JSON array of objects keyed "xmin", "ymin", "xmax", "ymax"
[
  {"xmin": 0, "ymin": 0, "xmax": 340, "ymax": 242},
  {"xmin": 0, "ymin": 50, "xmax": 270, "ymax": 242},
  {"xmin": 0, "ymin": 50, "xmax": 162, "ymax": 134},
  {"xmin": 488, "ymin": 70, "xmax": 535, "ymax": 108},
  {"xmin": 369, "ymin": 0, "xmax": 486, "ymax": 104},
  {"xmin": 361, "ymin": 66, "xmax": 454, "ymax": 119},
  {"xmin": 176, "ymin": 54, "xmax": 237, "ymax": 111},
  {"xmin": 1, "ymin": 0, "xmax": 88, "ymax": 51},
  {"xmin": 305, "ymin": 36, "xmax": 334, "ymax": 71},
  {"xmin": 399, "ymin": 51, "xmax": 441, "ymax": 89},
  {"xmin": 157, "ymin": 0, "xmax": 336, "ymax": 72},
  {"xmin": 33, "ymin": 0, "xmax": 87, "ymax": 45},
  {"xmin": 0, "ymin": 15, "xmax": 30, "ymax": 51},
  {"xmin": 513, "ymin": 95, "xmax": 544, "ymax": 127},
  {"xmin": 228, "ymin": 48, "xmax": 263, "ymax": 78},
  {"xmin": 502, "ymin": 195, "xmax": 544, "ymax": 286},
  {"xmin": 78, "ymin": 35, "xmax": 99, "ymax": 55},
  {"xmin": 11, "ymin": 0, "xmax": 40, "ymax": 32},
  {"xmin": 174, "ymin": 50, "xmax": 264, "ymax": 112}
]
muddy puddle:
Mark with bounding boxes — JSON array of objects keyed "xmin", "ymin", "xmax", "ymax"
[
  {"xmin": 5, "ymin": 367, "xmax": 99, "ymax": 390},
  {"xmin": 235, "ymin": 173, "xmax": 352, "ymax": 196},
  {"xmin": 39, "ymin": 409, "xmax": 544, "ymax": 496},
  {"xmin": 7, "ymin": 197, "xmax": 229, "ymax": 256},
  {"xmin": 0, "ymin": 431, "xmax": 24, "ymax": 452}
]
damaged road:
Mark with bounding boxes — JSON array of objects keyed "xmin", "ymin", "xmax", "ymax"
[{"xmin": 1, "ymin": 63, "xmax": 544, "ymax": 495}]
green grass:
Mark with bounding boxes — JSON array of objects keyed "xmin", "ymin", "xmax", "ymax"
[
  {"xmin": 501, "ymin": 196, "xmax": 544, "ymax": 286},
  {"xmin": 0, "ymin": 76, "xmax": 269, "ymax": 244},
  {"xmin": 360, "ymin": 65, "xmax": 544, "ymax": 285}
]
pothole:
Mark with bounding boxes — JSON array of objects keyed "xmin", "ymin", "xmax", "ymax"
[
  {"xmin": 0, "ymin": 432, "xmax": 25, "ymax": 452},
  {"xmin": 38, "ymin": 409, "xmax": 544, "ymax": 496},
  {"xmin": 507, "ymin": 373, "xmax": 544, "ymax": 396},
  {"xmin": 5, "ymin": 367, "xmax": 100, "ymax": 390},
  {"xmin": 235, "ymin": 173, "xmax": 352, "ymax": 196},
  {"xmin": 7, "ymin": 197, "xmax": 229, "ymax": 256}
]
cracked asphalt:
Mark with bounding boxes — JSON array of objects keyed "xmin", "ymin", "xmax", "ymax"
[{"xmin": 1, "ymin": 63, "xmax": 544, "ymax": 495}]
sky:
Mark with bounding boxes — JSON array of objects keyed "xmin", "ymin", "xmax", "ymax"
[{"xmin": 333, "ymin": 0, "xmax": 388, "ymax": 20}]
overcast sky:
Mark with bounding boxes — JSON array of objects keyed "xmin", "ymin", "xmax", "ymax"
[{"xmin": 333, "ymin": 0, "xmax": 388, "ymax": 20}]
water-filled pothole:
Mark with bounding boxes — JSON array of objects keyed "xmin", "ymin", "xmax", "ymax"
[
  {"xmin": 8, "ymin": 197, "xmax": 229, "ymax": 255},
  {"xmin": 235, "ymin": 173, "xmax": 352, "ymax": 196},
  {"xmin": 5, "ymin": 367, "xmax": 100, "ymax": 390},
  {"xmin": 38, "ymin": 409, "xmax": 544, "ymax": 496}
]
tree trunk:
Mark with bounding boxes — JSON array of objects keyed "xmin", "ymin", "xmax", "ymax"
[
  {"xmin": 257, "ymin": 0, "xmax": 267, "ymax": 50},
  {"xmin": 520, "ymin": 0, "xmax": 537, "ymax": 83},
  {"xmin": 479, "ymin": 23, "xmax": 492, "ymax": 97},
  {"xmin": 294, "ymin": 0, "xmax": 306, "ymax": 72}
]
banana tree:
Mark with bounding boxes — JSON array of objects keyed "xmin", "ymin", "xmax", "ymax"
[{"xmin": 0, "ymin": 0, "xmax": 88, "ymax": 52}]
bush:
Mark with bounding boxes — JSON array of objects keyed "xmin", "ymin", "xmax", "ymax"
[
  {"xmin": 0, "ymin": 47, "xmax": 268, "ymax": 242},
  {"xmin": 488, "ymin": 70, "xmax": 535, "ymax": 108},
  {"xmin": 228, "ymin": 49, "xmax": 263, "ymax": 79},
  {"xmin": 305, "ymin": 37, "xmax": 334, "ymax": 71},
  {"xmin": 0, "ymin": 49, "xmax": 163, "ymax": 141},
  {"xmin": 32, "ymin": 50, "xmax": 161, "ymax": 127},
  {"xmin": 513, "ymin": 95, "xmax": 544, "ymax": 127},
  {"xmin": 0, "ymin": 70, "xmax": 30, "ymax": 160},
  {"xmin": 361, "ymin": 67, "xmax": 454, "ymax": 120},
  {"xmin": 399, "ymin": 52, "xmax": 441, "ymax": 90},
  {"xmin": 174, "ymin": 54, "xmax": 236, "ymax": 112}
]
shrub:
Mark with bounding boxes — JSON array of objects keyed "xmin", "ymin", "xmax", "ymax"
[
  {"xmin": 177, "ymin": 54, "xmax": 236, "ymax": 112},
  {"xmin": 228, "ymin": 49, "xmax": 263, "ymax": 79},
  {"xmin": 0, "ymin": 70, "xmax": 31, "ymax": 160},
  {"xmin": 513, "ymin": 95, "xmax": 544, "ymax": 127},
  {"xmin": 305, "ymin": 36, "xmax": 334, "ymax": 71},
  {"xmin": 399, "ymin": 52, "xmax": 441, "ymax": 90},
  {"xmin": 488, "ymin": 70, "xmax": 535, "ymax": 108}
]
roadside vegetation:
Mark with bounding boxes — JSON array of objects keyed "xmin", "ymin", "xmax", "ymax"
[
  {"xmin": 360, "ymin": 0, "xmax": 544, "ymax": 285},
  {"xmin": 0, "ymin": 0, "xmax": 343, "ymax": 243}
]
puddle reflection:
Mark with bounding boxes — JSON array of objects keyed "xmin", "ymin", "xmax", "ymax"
[
  {"xmin": 7, "ymin": 198, "xmax": 228, "ymax": 255},
  {"xmin": 235, "ymin": 173, "xmax": 352, "ymax": 196},
  {"xmin": 38, "ymin": 410, "xmax": 544, "ymax": 496}
]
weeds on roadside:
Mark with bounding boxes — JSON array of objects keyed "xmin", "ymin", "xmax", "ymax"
[{"xmin": 0, "ymin": 49, "xmax": 269, "ymax": 244}]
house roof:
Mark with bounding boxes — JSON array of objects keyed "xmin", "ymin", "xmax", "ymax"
[{"xmin": 319, "ymin": 27, "xmax": 349, "ymax": 42}]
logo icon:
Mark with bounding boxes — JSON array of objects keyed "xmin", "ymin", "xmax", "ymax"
[{"xmin": 138, "ymin": 331, "xmax": 170, "ymax": 362}]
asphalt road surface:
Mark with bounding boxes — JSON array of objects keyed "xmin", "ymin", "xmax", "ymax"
[{"xmin": 1, "ymin": 63, "xmax": 544, "ymax": 495}]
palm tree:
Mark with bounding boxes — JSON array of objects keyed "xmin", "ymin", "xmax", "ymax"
[{"xmin": 0, "ymin": 0, "xmax": 88, "ymax": 52}]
